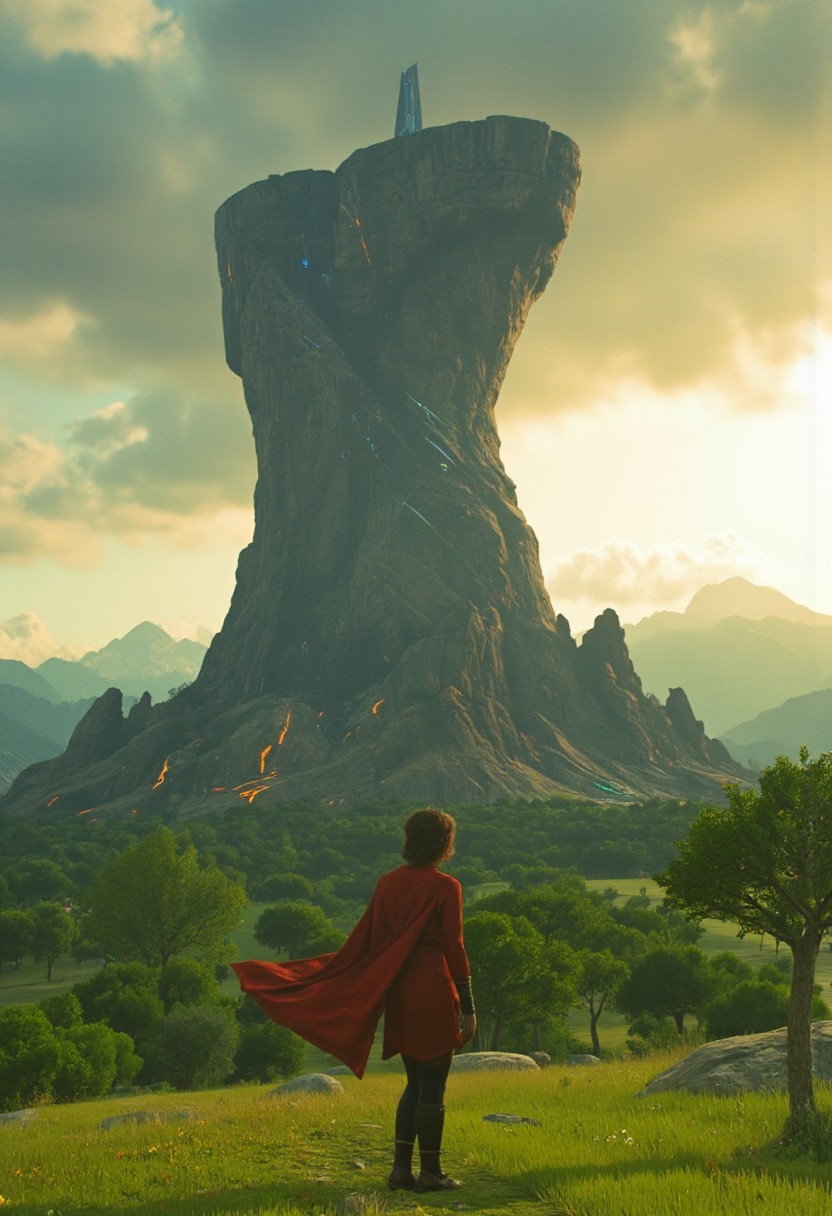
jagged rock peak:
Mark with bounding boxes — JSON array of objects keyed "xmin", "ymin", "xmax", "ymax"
[{"xmin": 65, "ymin": 687, "xmax": 125, "ymax": 766}]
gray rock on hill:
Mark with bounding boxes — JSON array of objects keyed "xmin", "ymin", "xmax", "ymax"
[
  {"xmin": 0, "ymin": 117, "xmax": 743, "ymax": 817},
  {"xmin": 639, "ymin": 1022, "xmax": 832, "ymax": 1096},
  {"xmin": 452, "ymin": 1052, "xmax": 540, "ymax": 1072},
  {"xmin": 270, "ymin": 1072, "xmax": 345, "ymax": 1096}
]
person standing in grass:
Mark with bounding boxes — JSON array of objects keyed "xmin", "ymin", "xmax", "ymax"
[{"xmin": 232, "ymin": 806, "xmax": 476, "ymax": 1193}]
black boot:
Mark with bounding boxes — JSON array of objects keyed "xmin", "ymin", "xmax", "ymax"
[
  {"xmin": 415, "ymin": 1103, "xmax": 462, "ymax": 1191},
  {"xmin": 387, "ymin": 1091, "xmax": 417, "ymax": 1190}
]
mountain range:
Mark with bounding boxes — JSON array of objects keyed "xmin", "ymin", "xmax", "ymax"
[
  {"xmin": 3, "ymin": 578, "xmax": 830, "ymax": 795},
  {"xmin": 623, "ymin": 577, "xmax": 832, "ymax": 764},
  {"xmin": 0, "ymin": 622, "xmax": 208, "ymax": 791}
]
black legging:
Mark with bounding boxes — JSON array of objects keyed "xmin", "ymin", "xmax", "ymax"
[{"xmin": 401, "ymin": 1052, "xmax": 453, "ymax": 1106}]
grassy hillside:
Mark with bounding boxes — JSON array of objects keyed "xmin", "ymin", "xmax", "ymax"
[{"xmin": 2, "ymin": 1055, "xmax": 832, "ymax": 1214}]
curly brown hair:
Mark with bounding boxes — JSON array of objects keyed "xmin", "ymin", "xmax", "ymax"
[{"xmin": 401, "ymin": 807, "xmax": 457, "ymax": 867}]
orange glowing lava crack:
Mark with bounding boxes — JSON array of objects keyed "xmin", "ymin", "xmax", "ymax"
[
  {"xmin": 277, "ymin": 712, "xmax": 292, "ymax": 746},
  {"xmin": 239, "ymin": 785, "xmax": 269, "ymax": 804},
  {"xmin": 151, "ymin": 757, "xmax": 170, "ymax": 790},
  {"xmin": 260, "ymin": 744, "xmax": 273, "ymax": 774}
]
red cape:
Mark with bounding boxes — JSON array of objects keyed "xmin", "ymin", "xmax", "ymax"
[{"xmin": 232, "ymin": 872, "xmax": 452, "ymax": 1077}]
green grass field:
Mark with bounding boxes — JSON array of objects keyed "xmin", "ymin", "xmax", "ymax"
[{"xmin": 2, "ymin": 1054, "xmax": 832, "ymax": 1215}]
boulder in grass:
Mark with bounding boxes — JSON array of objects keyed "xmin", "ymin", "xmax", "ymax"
[
  {"xmin": 100, "ymin": 1110, "xmax": 161, "ymax": 1131},
  {"xmin": 0, "ymin": 1108, "xmax": 36, "ymax": 1125},
  {"xmin": 530, "ymin": 1051, "xmax": 551, "ymax": 1068},
  {"xmin": 483, "ymin": 1112, "xmax": 541, "ymax": 1125},
  {"xmin": 100, "ymin": 1109, "xmax": 195, "ymax": 1131},
  {"xmin": 567, "ymin": 1054, "xmax": 602, "ymax": 1067},
  {"xmin": 452, "ymin": 1052, "xmax": 539, "ymax": 1072},
  {"xmin": 639, "ymin": 1022, "xmax": 832, "ymax": 1096},
  {"xmin": 270, "ymin": 1072, "xmax": 345, "ymax": 1097}
]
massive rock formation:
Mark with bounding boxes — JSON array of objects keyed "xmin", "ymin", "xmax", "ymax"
[{"xmin": 1, "ymin": 117, "xmax": 743, "ymax": 817}]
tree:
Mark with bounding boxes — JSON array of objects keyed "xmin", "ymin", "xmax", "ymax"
[
  {"xmin": 158, "ymin": 1004, "xmax": 239, "ymax": 1090},
  {"xmin": 0, "ymin": 908, "xmax": 34, "ymax": 975},
  {"xmin": 0, "ymin": 1006, "xmax": 61, "ymax": 1111},
  {"xmin": 708, "ymin": 952, "xmax": 755, "ymax": 990},
  {"xmin": 234, "ymin": 1020, "xmax": 304, "ymax": 1082},
  {"xmin": 704, "ymin": 980, "xmax": 790, "ymax": 1040},
  {"xmin": 659, "ymin": 750, "xmax": 832, "ymax": 1145},
  {"xmin": 616, "ymin": 945, "xmax": 714, "ymax": 1035},
  {"xmin": 40, "ymin": 991, "xmax": 84, "ymax": 1030},
  {"xmin": 612, "ymin": 895, "xmax": 703, "ymax": 945},
  {"xmin": 158, "ymin": 959, "xmax": 223, "ymax": 1013},
  {"xmin": 88, "ymin": 828, "xmax": 247, "ymax": 974},
  {"xmin": 7, "ymin": 858, "xmax": 70, "ymax": 904},
  {"xmin": 464, "ymin": 911, "xmax": 578, "ymax": 1050},
  {"xmin": 72, "ymin": 962, "xmax": 165, "ymax": 1045},
  {"xmin": 30, "ymin": 902, "xmax": 77, "ymax": 981},
  {"xmin": 482, "ymin": 884, "xmax": 612, "ymax": 950},
  {"xmin": 254, "ymin": 902, "xmax": 344, "ymax": 959},
  {"xmin": 576, "ymin": 948, "xmax": 629, "ymax": 1057},
  {"xmin": 254, "ymin": 872, "xmax": 315, "ymax": 902},
  {"xmin": 37, "ymin": 994, "xmax": 142, "ymax": 1103}
]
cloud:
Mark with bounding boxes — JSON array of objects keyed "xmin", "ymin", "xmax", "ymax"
[
  {"xmin": 0, "ymin": 0, "xmax": 829, "ymax": 591},
  {"xmin": 0, "ymin": 0, "xmax": 183, "ymax": 65},
  {"xmin": 0, "ymin": 611, "xmax": 81, "ymax": 663},
  {"xmin": 0, "ymin": 301, "xmax": 92, "ymax": 378},
  {"xmin": 547, "ymin": 534, "xmax": 769, "ymax": 620},
  {"xmin": 0, "ymin": 0, "xmax": 827, "ymax": 423},
  {"xmin": 0, "ymin": 390, "xmax": 255, "ymax": 564}
]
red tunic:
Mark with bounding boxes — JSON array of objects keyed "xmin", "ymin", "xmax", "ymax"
[{"xmin": 231, "ymin": 865, "xmax": 470, "ymax": 1078}]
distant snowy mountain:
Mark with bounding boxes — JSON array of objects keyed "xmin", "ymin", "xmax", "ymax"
[
  {"xmin": 37, "ymin": 621, "xmax": 208, "ymax": 703},
  {"xmin": 0, "ymin": 622, "xmax": 209, "ymax": 790}
]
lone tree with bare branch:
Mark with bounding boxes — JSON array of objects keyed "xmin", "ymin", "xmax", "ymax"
[{"xmin": 658, "ymin": 749, "xmax": 832, "ymax": 1150}]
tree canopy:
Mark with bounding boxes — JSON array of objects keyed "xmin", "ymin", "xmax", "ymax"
[
  {"xmin": 88, "ymin": 827, "xmax": 247, "ymax": 973},
  {"xmin": 659, "ymin": 749, "xmax": 832, "ymax": 1146}
]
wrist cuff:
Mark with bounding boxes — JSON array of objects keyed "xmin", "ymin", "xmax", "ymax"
[{"xmin": 455, "ymin": 975, "xmax": 475, "ymax": 1016}]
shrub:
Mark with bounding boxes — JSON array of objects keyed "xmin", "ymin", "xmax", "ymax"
[
  {"xmin": 0, "ymin": 1006, "xmax": 61, "ymax": 1111},
  {"xmin": 704, "ymin": 979, "xmax": 830, "ymax": 1040},
  {"xmin": 157, "ymin": 1004, "xmax": 239, "ymax": 1090},
  {"xmin": 626, "ymin": 1013, "xmax": 680, "ymax": 1056},
  {"xmin": 233, "ymin": 1021, "xmax": 304, "ymax": 1082},
  {"xmin": 158, "ymin": 959, "xmax": 223, "ymax": 1013},
  {"xmin": 40, "ymin": 991, "xmax": 84, "ymax": 1030},
  {"xmin": 73, "ymin": 962, "xmax": 165, "ymax": 1044},
  {"xmin": 254, "ymin": 872, "xmax": 314, "ymax": 902}
]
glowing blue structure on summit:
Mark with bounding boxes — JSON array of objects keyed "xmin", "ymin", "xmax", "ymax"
[{"xmin": 395, "ymin": 63, "xmax": 422, "ymax": 137}]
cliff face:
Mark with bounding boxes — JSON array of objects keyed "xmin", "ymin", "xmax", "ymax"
[{"xmin": 1, "ymin": 118, "xmax": 744, "ymax": 817}]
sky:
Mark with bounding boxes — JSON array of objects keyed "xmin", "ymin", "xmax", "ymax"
[{"xmin": 0, "ymin": 0, "xmax": 830, "ymax": 664}]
